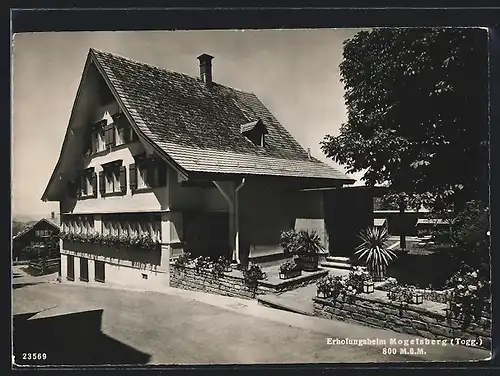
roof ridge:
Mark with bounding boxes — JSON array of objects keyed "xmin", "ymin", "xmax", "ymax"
[{"xmin": 90, "ymin": 48, "xmax": 257, "ymax": 97}]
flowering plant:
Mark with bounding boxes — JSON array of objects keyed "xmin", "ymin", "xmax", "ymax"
[
  {"xmin": 279, "ymin": 260, "xmax": 300, "ymax": 274},
  {"xmin": 175, "ymin": 252, "xmax": 193, "ymax": 266},
  {"xmin": 87, "ymin": 232, "xmax": 101, "ymax": 244},
  {"xmin": 194, "ymin": 256, "xmax": 213, "ymax": 272},
  {"xmin": 348, "ymin": 266, "xmax": 373, "ymax": 293},
  {"xmin": 138, "ymin": 233, "xmax": 157, "ymax": 250},
  {"xmin": 446, "ymin": 265, "xmax": 491, "ymax": 326},
  {"xmin": 128, "ymin": 234, "xmax": 142, "ymax": 247},
  {"xmin": 387, "ymin": 284, "xmax": 417, "ymax": 304},
  {"xmin": 317, "ymin": 275, "xmax": 347, "ymax": 299},
  {"xmin": 242, "ymin": 263, "xmax": 267, "ymax": 286}
]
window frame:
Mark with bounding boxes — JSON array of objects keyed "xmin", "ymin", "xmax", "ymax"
[{"xmin": 79, "ymin": 257, "xmax": 89, "ymax": 282}]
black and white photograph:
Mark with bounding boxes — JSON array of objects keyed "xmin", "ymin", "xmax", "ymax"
[{"xmin": 11, "ymin": 27, "xmax": 491, "ymax": 365}]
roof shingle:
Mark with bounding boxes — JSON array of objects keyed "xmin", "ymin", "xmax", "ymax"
[{"xmin": 91, "ymin": 49, "xmax": 352, "ymax": 181}]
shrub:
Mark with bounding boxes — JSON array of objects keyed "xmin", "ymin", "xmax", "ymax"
[
  {"xmin": 446, "ymin": 265, "xmax": 491, "ymax": 326},
  {"xmin": 175, "ymin": 252, "xmax": 192, "ymax": 266},
  {"xmin": 242, "ymin": 263, "xmax": 267, "ymax": 286},
  {"xmin": 354, "ymin": 226, "xmax": 397, "ymax": 281},
  {"xmin": 450, "ymin": 200, "xmax": 490, "ymax": 270}
]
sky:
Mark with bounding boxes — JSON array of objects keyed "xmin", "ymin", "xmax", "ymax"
[{"xmin": 12, "ymin": 29, "xmax": 364, "ymax": 220}]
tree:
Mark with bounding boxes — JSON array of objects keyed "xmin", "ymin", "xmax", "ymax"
[{"xmin": 321, "ymin": 28, "xmax": 489, "ymax": 213}]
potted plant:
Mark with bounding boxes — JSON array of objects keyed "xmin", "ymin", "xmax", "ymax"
[
  {"xmin": 279, "ymin": 260, "xmax": 302, "ymax": 279},
  {"xmin": 280, "ymin": 229, "xmax": 325, "ymax": 272},
  {"xmin": 354, "ymin": 226, "xmax": 397, "ymax": 281}
]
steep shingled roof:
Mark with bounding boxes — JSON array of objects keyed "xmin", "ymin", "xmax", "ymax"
[
  {"xmin": 12, "ymin": 218, "xmax": 60, "ymax": 241},
  {"xmin": 91, "ymin": 49, "xmax": 352, "ymax": 181}
]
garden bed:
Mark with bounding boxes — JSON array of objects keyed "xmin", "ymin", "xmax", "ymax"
[
  {"xmin": 376, "ymin": 279, "xmax": 452, "ymax": 304},
  {"xmin": 313, "ymin": 290, "xmax": 491, "ymax": 350},
  {"xmin": 170, "ymin": 263, "xmax": 327, "ymax": 299}
]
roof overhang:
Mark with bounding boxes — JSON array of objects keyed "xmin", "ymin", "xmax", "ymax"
[{"xmin": 41, "ymin": 49, "xmax": 190, "ymax": 202}]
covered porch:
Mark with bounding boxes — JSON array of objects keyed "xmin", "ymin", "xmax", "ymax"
[{"xmin": 180, "ymin": 173, "xmax": 349, "ymax": 268}]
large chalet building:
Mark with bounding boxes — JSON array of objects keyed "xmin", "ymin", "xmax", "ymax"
[{"xmin": 41, "ymin": 48, "xmax": 354, "ymax": 290}]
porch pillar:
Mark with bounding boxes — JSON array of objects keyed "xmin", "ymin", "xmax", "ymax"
[{"xmin": 212, "ymin": 181, "xmax": 239, "ymax": 263}]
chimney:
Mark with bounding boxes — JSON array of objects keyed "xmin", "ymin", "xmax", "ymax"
[
  {"xmin": 197, "ymin": 53, "xmax": 214, "ymax": 88},
  {"xmin": 307, "ymin": 148, "xmax": 312, "ymax": 160},
  {"xmin": 51, "ymin": 211, "xmax": 55, "ymax": 219}
]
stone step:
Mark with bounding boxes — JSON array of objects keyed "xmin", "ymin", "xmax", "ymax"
[
  {"xmin": 320, "ymin": 261, "xmax": 353, "ymax": 270},
  {"xmin": 257, "ymin": 295, "xmax": 314, "ymax": 316},
  {"xmin": 325, "ymin": 256, "xmax": 351, "ymax": 263}
]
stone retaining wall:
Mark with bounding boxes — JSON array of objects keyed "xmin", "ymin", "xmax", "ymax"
[
  {"xmin": 313, "ymin": 293, "xmax": 491, "ymax": 350},
  {"xmin": 170, "ymin": 264, "xmax": 327, "ymax": 299},
  {"xmin": 170, "ymin": 264, "xmax": 275, "ymax": 300}
]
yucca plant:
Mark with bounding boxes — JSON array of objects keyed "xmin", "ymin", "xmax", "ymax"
[{"xmin": 354, "ymin": 226, "xmax": 397, "ymax": 281}]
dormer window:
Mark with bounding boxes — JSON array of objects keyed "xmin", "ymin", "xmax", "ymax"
[{"xmin": 241, "ymin": 119, "xmax": 268, "ymax": 147}]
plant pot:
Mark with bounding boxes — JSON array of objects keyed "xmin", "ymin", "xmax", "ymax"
[
  {"xmin": 296, "ymin": 256, "xmax": 319, "ymax": 272},
  {"xmin": 279, "ymin": 269, "xmax": 302, "ymax": 280}
]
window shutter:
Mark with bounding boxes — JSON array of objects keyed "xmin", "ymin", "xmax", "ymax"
[
  {"xmin": 80, "ymin": 174, "xmax": 86, "ymax": 196},
  {"xmin": 119, "ymin": 166, "xmax": 127, "ymax": 194},
  {"xmin": 91, "ymin": 172, "xmax": 97, "ymax": 198},
  {"xmin": 110, "ymin": 125, "xmax": 116, "ymax": 147},
  {"xmin": 104, "ymin": 124, "xmax": 111, "ymax": 147},
  {"xmin": 129, "ymin": 164, "xmax": 137, "ymax": 191},
  {"xmin": 99, "ymin": 171, "xmax": 106, "ymax": 196}
]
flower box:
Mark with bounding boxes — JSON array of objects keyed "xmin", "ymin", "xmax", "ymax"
[{"xmin": 279, "ymin": 269, "xmax": 302, "ymax": 280}]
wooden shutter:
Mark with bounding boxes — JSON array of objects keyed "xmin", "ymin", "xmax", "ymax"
[
  {"xmin": 110, "ymin": 124, "xmax": 116, "ymax": 147},
  {"xmin": 129, "ymin": 163, "xmax": 137, "ymax": 191},
  {"xmin": 119, "ymin": 166, "xmax": 127, "ymax": 194},
  {"xmin": 104, "ymin": 124, "xmax": 111, "ymax": 147},
  {"xmin": 91, "ymin": 172, "xmax": 97, "ymax": 198},
  {"xmin": 99, "ymin": 171, "xmax": 106, "ymax": 196},
  {"xmin": 79, "ymin": 174, "xmax": 86, "ymax": 197}
]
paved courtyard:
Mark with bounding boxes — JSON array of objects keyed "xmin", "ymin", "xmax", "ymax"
[{"xmin": 12, "ymin": 267, "xmax": 490, "ymax": 366}]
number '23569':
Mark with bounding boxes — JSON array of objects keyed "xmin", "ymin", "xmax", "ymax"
[{"xmin": 22, "ymin": 353, "xmax": 47, "ymax": 360}]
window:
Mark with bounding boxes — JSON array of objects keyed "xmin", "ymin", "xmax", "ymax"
[
  {"xmin": 67, "ymin": 255, "xmax": 75, "ymax": 281},
  {"xmin": 95, "ymin": 260, "xmax": 105, "ymax": 283},
  {"xmin": 78, "ymin": 168, "xmax": 97, "ymax": 199},
  {"xmin": 89, "ymin": 120, "xmax": 106, "ymax": 154},
  {"xmin": 112, "ymin": 113, "xmax": 138, "ymax": 145},
  {"xmin": 99, "ymin": 161, "xmax": 126, "ymax": 197},
  {"xmin": 129, "ymin": 155, "xmax": 167, "ymax": 193},
  {"xmin": 241, "ymin": 119, "xmax": 268, "ymax": 147},
  {"xmin": 80, "ymin": 258, "xmax": 89, "ymax": 282}
]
